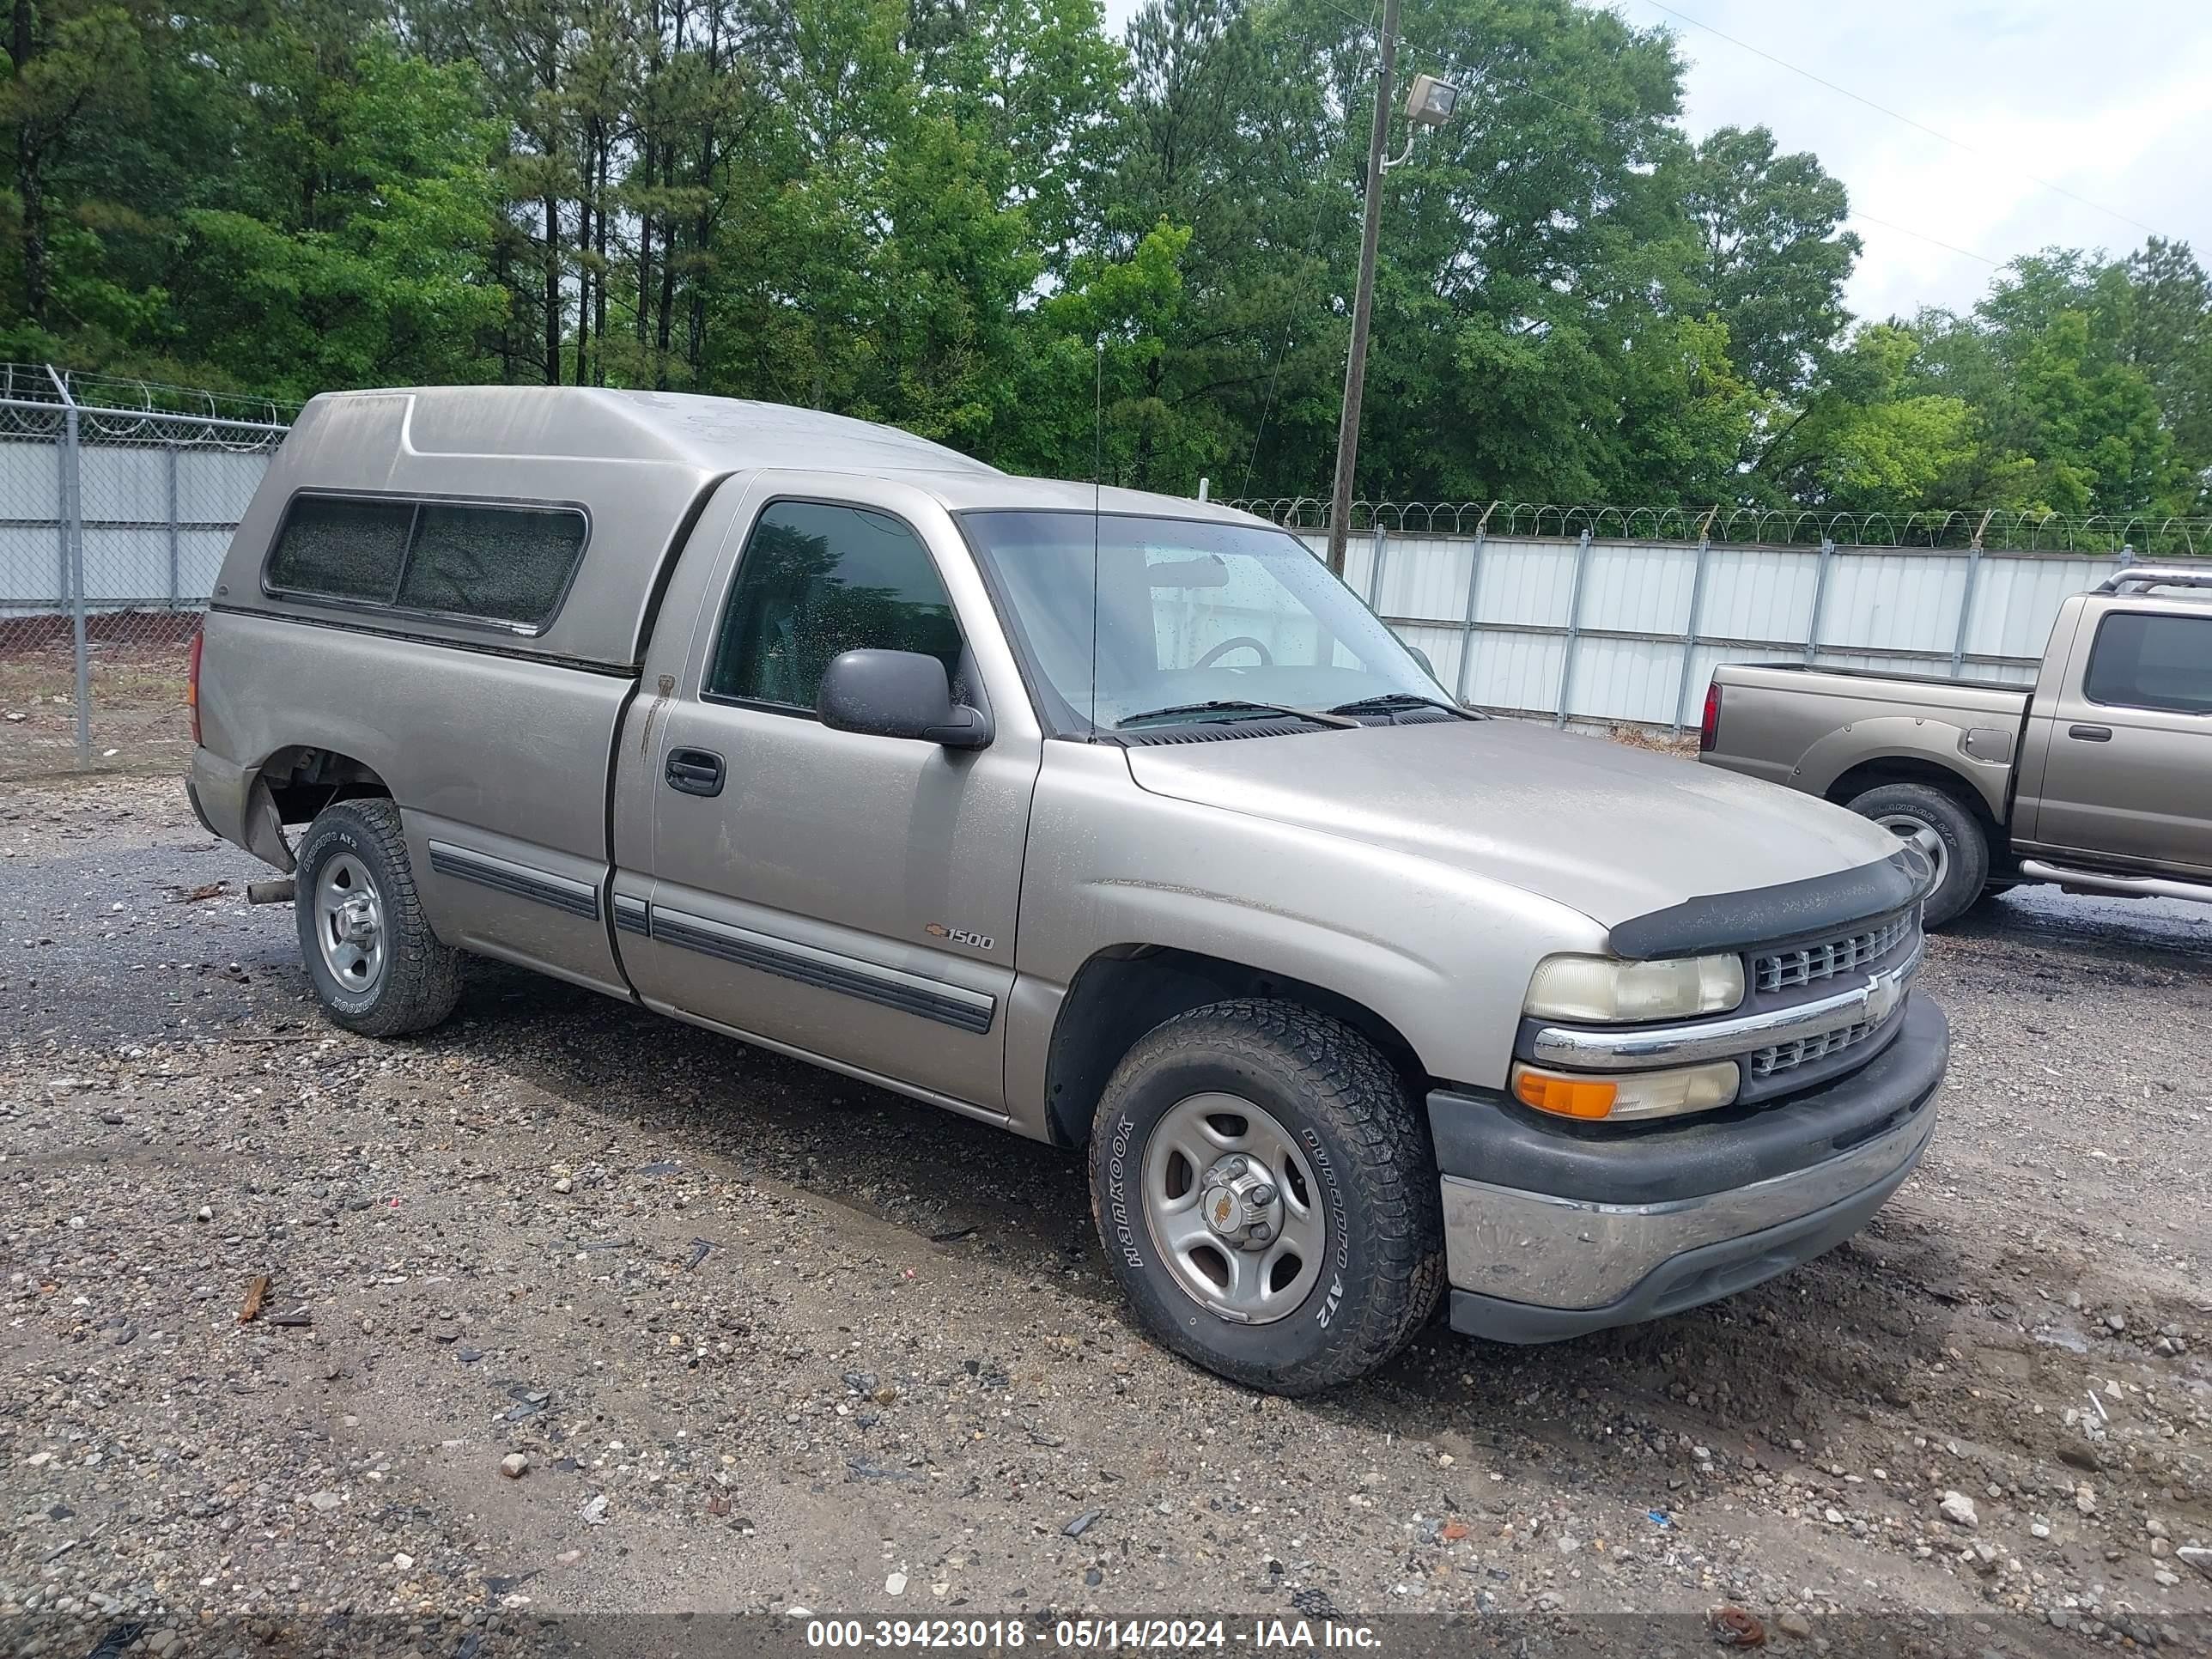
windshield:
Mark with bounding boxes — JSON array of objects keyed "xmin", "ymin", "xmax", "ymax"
[{"xmin": 961, "ymin": 511, "xmax": 1443, "ymax": 734}]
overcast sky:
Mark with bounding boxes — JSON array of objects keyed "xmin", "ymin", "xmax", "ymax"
[{"xmin": 1097, "ymin": 1, "xmax": 2212, "ymax": 325}]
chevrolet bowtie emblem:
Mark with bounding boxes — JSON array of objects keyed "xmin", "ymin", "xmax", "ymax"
[{"xmin": 1865, "ymin": 966, "xmax": 1904, "ymax": 1024}]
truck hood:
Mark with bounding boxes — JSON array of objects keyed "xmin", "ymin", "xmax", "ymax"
[{"xmin": 1123, "ymin": 718, "xmax": 1904, "ymax": 933}]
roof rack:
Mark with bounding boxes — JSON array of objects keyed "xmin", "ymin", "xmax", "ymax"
[{"xmin": 2095, "ymin": 566, "xmax": 2212, "ymax": 597}]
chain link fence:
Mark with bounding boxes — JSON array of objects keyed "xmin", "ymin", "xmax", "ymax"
[
  {"xmin": 7, "ymin": 365, "xmax": 2203, "ymax": 778},
  {"xmin": 1, "ymin": 366, "xmax": 293, "ymax": 780}
]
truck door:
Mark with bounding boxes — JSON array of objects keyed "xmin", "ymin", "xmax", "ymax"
[
  {"xmin": 2025, "ymin": 605, "xmax": 2212, "ymax": 875},
  {"xmin": 611, "ymin": 485, "xmax": 1040, "ymax": 1115}
]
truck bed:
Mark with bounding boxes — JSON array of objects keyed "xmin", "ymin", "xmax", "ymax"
[{"xmin": 1699, "ymin": 661, "xmax": 2029, "ymax": 811}]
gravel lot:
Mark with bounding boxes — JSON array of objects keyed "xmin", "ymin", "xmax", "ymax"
[{"xmin": 3, "ymin": 774, "xmax": 2207, "ymax": 1656}]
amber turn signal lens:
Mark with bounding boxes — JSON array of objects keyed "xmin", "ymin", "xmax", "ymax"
[{"xmin": 1513, "ymin": 1068, "xmax": 1618, "ymax": 1119}]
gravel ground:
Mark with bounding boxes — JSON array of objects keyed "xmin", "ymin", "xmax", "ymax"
[{"xmin": 2, "ymin": 775, "xmax": 2207, "ymax": 1657}]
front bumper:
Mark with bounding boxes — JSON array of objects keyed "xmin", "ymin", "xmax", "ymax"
[{"xmin": 1434, "ymin": 993, "xmax": 1947, "ymax": 1344}]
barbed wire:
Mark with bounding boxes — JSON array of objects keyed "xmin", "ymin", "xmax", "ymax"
[
  {"xmin": 0, "ymin": 363, "xmax": 292, "ymax": 453},
  {"xmin": 0, "ymin": 362, "xmax": 299, "ymax": 424},
  {"xmin": 1230, "ymin": 498, "xmax": 2210, "ymax": 556}
]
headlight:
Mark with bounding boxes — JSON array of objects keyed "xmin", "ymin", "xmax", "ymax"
[
  {"xmin": 1524, "ymin": 952, "xmax": 1745, "ymax": 1022},
  {"xmin": 1511, "ymin": 1060, "xmax": 1740, "ymax": 1121}
]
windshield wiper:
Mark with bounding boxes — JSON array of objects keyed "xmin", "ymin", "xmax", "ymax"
[
  {"xmin": 1325, "ymin": 693, "xmax": 1479, "ymax": 720},
  {"xmin": 1115, "ymin": 699, "xmax": 1358, "ymax": 731}
]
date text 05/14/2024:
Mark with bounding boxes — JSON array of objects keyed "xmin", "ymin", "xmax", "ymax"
[{"xmin": 802, "ymin": 1618, "xmax": 1382, "ymax": 1650}]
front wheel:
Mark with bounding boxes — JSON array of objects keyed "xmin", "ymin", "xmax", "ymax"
[
  {"xmin": 1846, "ymin": 781, "xmax": 1990, "ymax": 928},
  {"xmin": 294, "ymin": 798, "xmax": 461, "ymax": 1036},
  {"xmin": 1087, "ymin": 1000, "xmax": 1444, "ymax": 1395}
]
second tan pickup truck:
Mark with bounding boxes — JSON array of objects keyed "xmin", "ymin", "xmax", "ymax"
[{"xmin": 1699, "ymin": 567, "xmax": 2212, "ymax": 927}]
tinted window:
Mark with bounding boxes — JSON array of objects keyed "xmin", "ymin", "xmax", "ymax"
[
  {"xmin": 396, "ymin": 502, "xmax": 586, "ymax": 627},
  {"xmin": 708, "ymin": 502, "xmax": 962, "ymax": 709},
  {"xmin": 2084, "ymin": 611, "xmax": 2212, "ymax": 714},
  {"xmin": 265, "ymin": 494, "xmax": 586, "ymax": 629},
  {"xmin": 267, "ymin": 495, "xmax": 411, "ymax": 603}
]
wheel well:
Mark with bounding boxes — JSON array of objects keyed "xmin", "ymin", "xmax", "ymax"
[
  {"xmin": 260, "ymin": 746, "xmax": 393, "ymax": 824},
  {"xmin": 1824, "ymin": 757, "xmax": 1996, "ymax": 832},
  {"xmin": 1041, "ymin": 945, "xmax": 1428, "ymax": 1150}
]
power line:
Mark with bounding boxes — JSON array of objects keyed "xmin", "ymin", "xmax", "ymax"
[
  {"xmin": 1636, "ymin": 1, "xmax": 2162, "ymax": 240},
  {"xmin": 1846, "ymin": 211, "xmax": 2000, "ymax": 268}
]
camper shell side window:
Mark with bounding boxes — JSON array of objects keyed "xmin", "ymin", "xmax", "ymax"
[{"xmin": 262, "ymin": 490, "xmax": 592, "ymax": 635}]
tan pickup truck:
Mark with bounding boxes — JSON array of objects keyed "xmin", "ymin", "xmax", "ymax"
[
  {"xmin": 187, "ymin": 386, "xmax": 1950, "ymax": 1393},
  {"xmin": 1698, "ymin": 567, "xmax": 2212, "ymax": 927}
]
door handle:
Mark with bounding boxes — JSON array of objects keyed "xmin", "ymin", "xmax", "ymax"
[
  {"xmin": 2067, "ymin": 724, "xmax": 2112, "ymax": 743},
  {"xmin": 665, "ymin": 747, "xmax": 726, "ymax": 796}
]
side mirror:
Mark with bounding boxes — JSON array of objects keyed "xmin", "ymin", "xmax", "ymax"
[
  {"xmin": 1407, "ymin": 645, "xmax": 1437, "ymax": 679},
  {"xmin": 817, "ymin": 649, "xmax": 993, "ymax": 750}
]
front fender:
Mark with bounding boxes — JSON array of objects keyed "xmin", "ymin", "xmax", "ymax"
[
  {"xmin": 1795, "ymin": 716, "xmax": 2013, "ymax": 824},
  {"xmin": 1005, "ymin": 745, "xmax": 1608, "ymax": 1126}
]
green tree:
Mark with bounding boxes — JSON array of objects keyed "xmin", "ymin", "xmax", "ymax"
[
  {"xmin": 2, "ymin": 0, "xmax": 155, "ymax": 352},
  {"xmin": 1758, "ymin": 325, "xmax": 2004, "ymax": 513},
  {"xmin": 2112, "ymin": 237, "xmax": 2212, "ymax": 495},
  {"xmin": 1668, "ymin": 125, "xmax": 1858, "ymax": 398},
  {"xmin": 169, "ymin": 51, "xmax": 506, "ymax": 397}
]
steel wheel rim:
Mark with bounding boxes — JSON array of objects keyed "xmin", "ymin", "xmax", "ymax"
[
  {"xmin": 1140, "ymin": 1091, "xmax": 1326, "ymax": 1326},
  {"xmin": 1875, "ymin": 811, "xmax": 1949, "ymax": 896},
  {"xmin": 314, "ymin": 853, "xmax": 386, "ymax": 996}
]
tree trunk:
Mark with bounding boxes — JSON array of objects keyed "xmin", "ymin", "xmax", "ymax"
[
  {"xmin": 636, "ymin": 135, "xmax": 653, "ymax": 352},
  {"xmin": 543, "ymin": 191, "xmax": 562, "ymax": 385},
  {"xmin": 12, "ymin": 0, "xmax": 47, "ymax": 324},
  {"xmin": 574, "ymin": 136, "xmax": 592, "ymax": 388},
  {"xmin": 687, "ymin": 179, "xmax": 709, "ymax": 378},
  {"xmin": 493, "ymin": 232, "xmax": 515, "ymax": 382},
  {"xmin": 655, "ymin": 144, "xmax": 677, "ymax": 383},
  {"xmin": 593, "ymin": 133, "xmax": 609, "ymax": 384}
]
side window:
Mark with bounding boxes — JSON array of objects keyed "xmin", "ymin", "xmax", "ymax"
[
  {"xmin": 264, "ymin": 493, "xmax": 587, "ymax": 630},
  {"xmin": 266, "ymin": 496, "xmax": 413, "ymax": 603},
  {"xmin": 2083, "ymin": 612, "xmax": 2212, "ymax": 715},
  {"xmin": 707, "ymin": 501, "xmax": 963, "ymax": 710},
  {"xmin": 397, "ymin": 502, "xmax": 586, "ymax": 627}
]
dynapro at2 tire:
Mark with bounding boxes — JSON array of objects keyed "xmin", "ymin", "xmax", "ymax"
[
  {"xmin": 1088, "ymin": 1000, "xmax": 1444, "ymax": 1395},
  {"xmin": 294, "ymin": 798, "xmax": 461, "ymax": 1037}
]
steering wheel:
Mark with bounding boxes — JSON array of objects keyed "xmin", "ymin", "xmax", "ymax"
[{"xmin": 1194, "ymin": 635, "xmax": 1273, "ymax": 669}]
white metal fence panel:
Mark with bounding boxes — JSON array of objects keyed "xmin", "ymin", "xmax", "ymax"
[
  {"xmin": 3, "ymin": 366, "xmax": 2179, "ymax": 775},
  {"xmin": 1966, "ymin": 554, "xmax": 2114, "ymax": 661},
  {"xmin": 2, "ymin": 374, "xmax": 289, "ymax": 775},
  {"xmin": 1297, "ymin": 522, "xmax": 2137, "ymax": 730},
  {"xmin": 1817, "ymin": 551, "xmax": 1966, "ymax": 655}
]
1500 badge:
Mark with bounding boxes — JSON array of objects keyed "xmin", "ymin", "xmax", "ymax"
[{"xmin": 926, "ymin": 922, "xmax": 994, "ymax": 951}]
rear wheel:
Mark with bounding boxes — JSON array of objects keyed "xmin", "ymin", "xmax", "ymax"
[
  {"xmin": 1846, "ymin": 781, "xmax": 1989, "ymax": 928},
  {"xmin": 295, "ymin": 798, "xmax": 460, "ymax": 1036},
  {"xmin": 1087, "ymin": 1000, "xmax": 1444, "ymax": 1395}
]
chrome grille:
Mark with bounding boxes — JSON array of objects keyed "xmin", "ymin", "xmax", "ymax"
[
  {"xmin": 1748, "ymin": 1019, "xmax": 1875, "ymax": 1080},
  {"xmin": 1753, "ymin": 913, "xmax": 1913, "ymax": 994}
]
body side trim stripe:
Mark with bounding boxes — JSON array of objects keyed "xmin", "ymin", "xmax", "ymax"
[
  {"xmin": 427, "ymin": 840, "xmax": 601, "ymax": 921},
  {"xmin": 647, "ymin": 906, "xmax": 994, "ymax": 1035}
]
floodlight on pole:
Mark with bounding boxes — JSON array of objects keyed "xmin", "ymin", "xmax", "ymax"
[
  {"xmin": 1383, "ymin": 75, "xmax": 1460, "ymax": 170},
  {"xmin": 1325, "ymin": 17, "xmax": 1461, "ymax": 577}
]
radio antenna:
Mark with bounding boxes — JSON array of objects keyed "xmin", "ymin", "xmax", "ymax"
[{"xmin": 1090, "ymin": 333, "xmax": 1104, "ymax": 740}]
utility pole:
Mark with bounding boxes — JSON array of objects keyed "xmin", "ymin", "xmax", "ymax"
[{"xmin": 1326, "ymin": 0, "xmax": 1401, "ymax": 579}]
